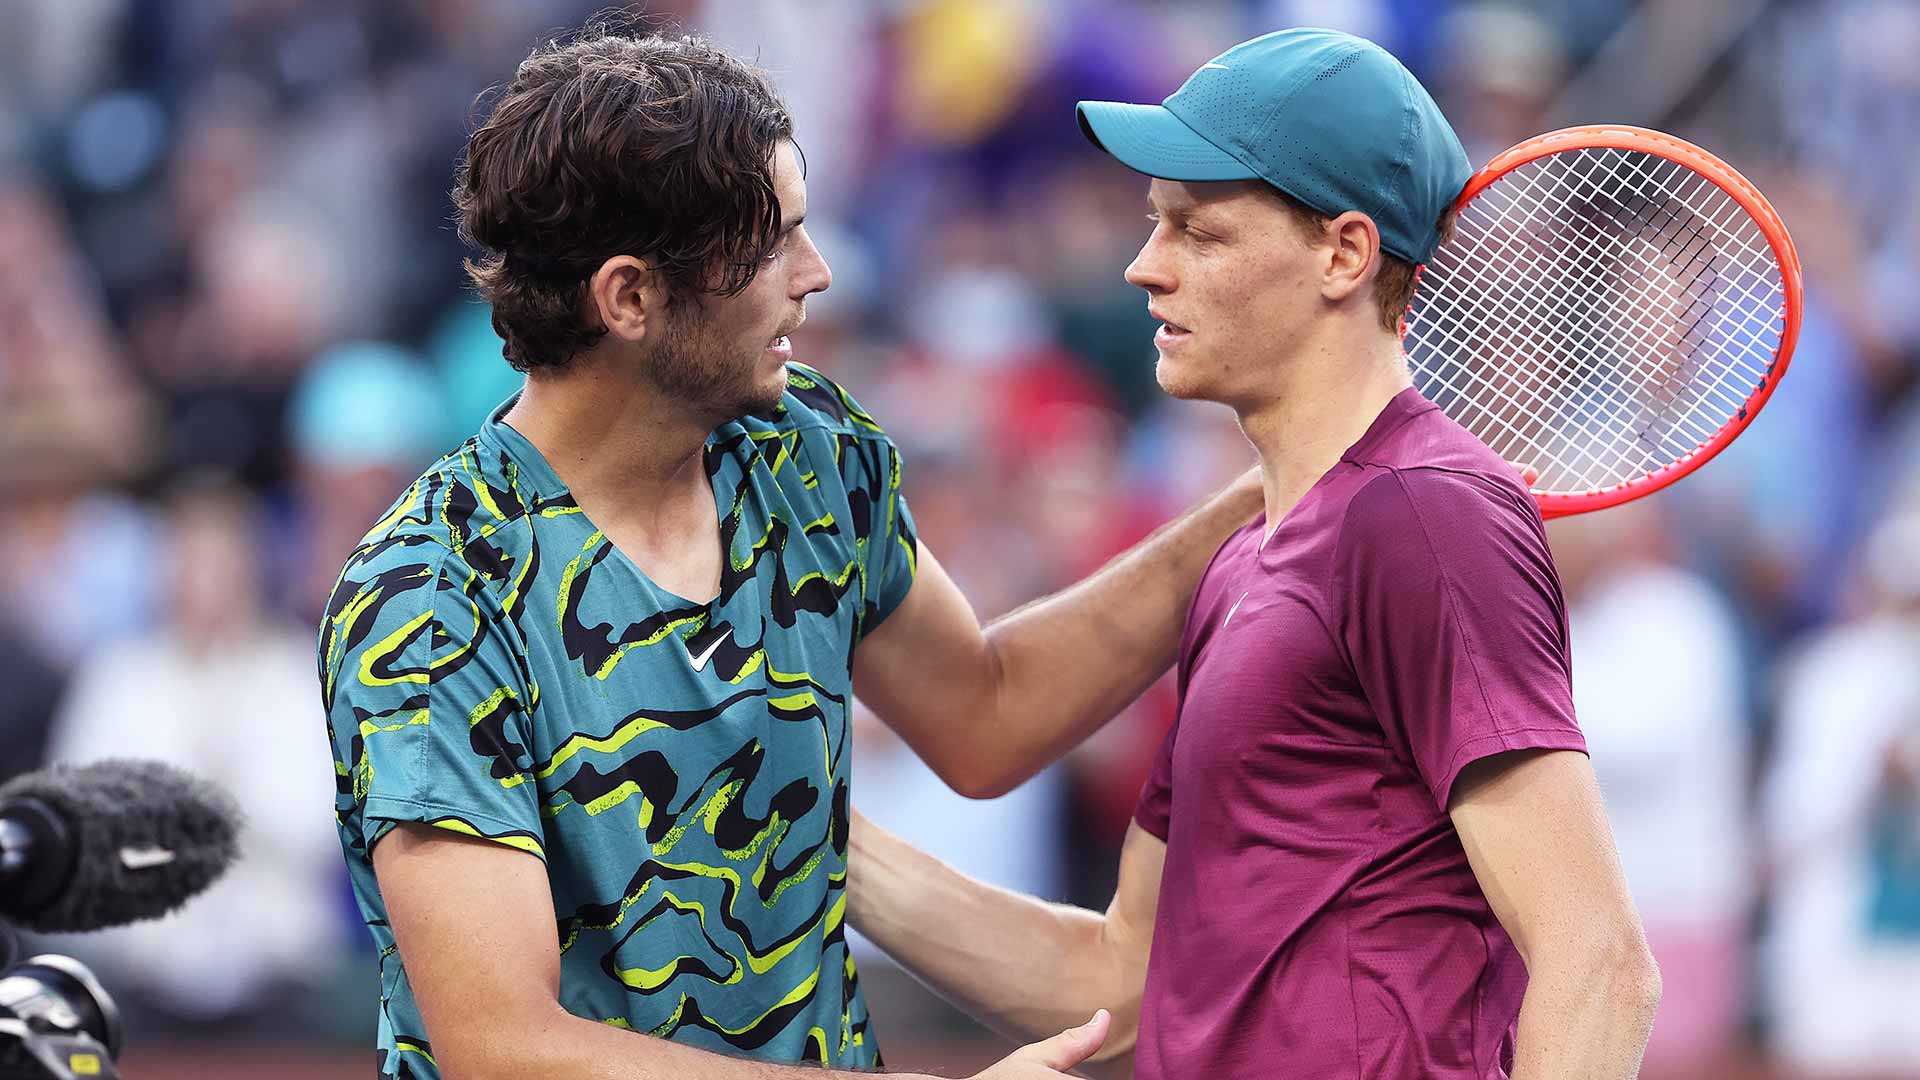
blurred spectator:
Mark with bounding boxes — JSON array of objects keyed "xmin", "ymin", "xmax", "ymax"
[
  {"xmin": 1764, "ymin": 503, "xmax": 1920, "ymax": 1077},
  {"xmin": 1552, "ymin": 502, "xmax": 1753, "ymax": 1079},
  {"xmin": 1436, "ymin": 3, "xmax": 1566, "ymax": 166},
  {"xmin": 46, "ymin": 476, "xmax": 349, "ymax": 1037},
  {"xmin": 0, "ymin": 180, "xmax": 162, "ymax": 667},
  {"xmin": 1674, "ymin": 170, "xmax": 1882, "ymax": 661},
  {"xmin": 284, "ymin": 340, "xmax": 452, "ymax": 619},
  {"xmin": 1016, "ymin": 158, "xmax": 1165, "ymax": 416},
  {"xmin": 0, "ymin": 623, "xmax": 65, "ymax": 782},
  {"xmin": 696, "ymin": 0, "xmax": 880, "ymax": 220},
  {"xmin": 851, "ymin": 717, "xmax": 1067, "ymax": 910},
  {"xmin": 150, "ymin": 189, "xmax": 351, "ymax": 489},
  {"xmin": 428, "ymin": 300, "xmax": 522, "ymax": 444}
]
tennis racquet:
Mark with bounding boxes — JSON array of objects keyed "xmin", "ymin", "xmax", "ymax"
[{"xmin": 1403, "ymin": 125, "xmax": 1802, "ymax": 518}]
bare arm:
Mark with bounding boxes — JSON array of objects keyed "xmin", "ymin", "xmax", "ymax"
[
  {"xmin": 849, "ymin": 811, "xmax": 1165, "ymax": 1075},
  {"xmin": 854, "ymin": 472, "xmax": 1260, "ymax": 798},
  {"xmin": 1449, "ymin": 750, "xmax": 1663, "ymax": 1080},
  {"xmin": 373, "ymin": 824, "xmax": 1108, "ymax": 1080}
]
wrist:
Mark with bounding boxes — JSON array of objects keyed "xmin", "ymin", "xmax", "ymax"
[{"xmin": 844, "ymin": 810, "xmax": 899, "ymax": 929}]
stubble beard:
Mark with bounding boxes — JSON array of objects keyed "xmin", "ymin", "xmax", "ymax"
[{"xmin": 648, "ymin": 306, "xmax": 786, "ymax": 422}]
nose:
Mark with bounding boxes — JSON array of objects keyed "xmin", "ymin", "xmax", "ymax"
[
  {"xmin": 1125, "ymin": 232, "xmax": 1173, "ymax": 295},
  {"xmin": 791, "ymin": 226, "xmax": 832, "ymax": 299}
]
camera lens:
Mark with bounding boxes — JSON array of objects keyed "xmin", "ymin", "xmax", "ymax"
[{"xmin": 0, "ymin": 954, "xmax": 123, "ymax": 1061}]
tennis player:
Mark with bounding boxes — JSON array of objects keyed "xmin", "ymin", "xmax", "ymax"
[
  {"xmin": 849, "ymin": 28, "xmax": 1661, "ymax": 1080},
  {"xmin": 318, "ymin": 27, "xmax": 1259, "ymax": 1080}
]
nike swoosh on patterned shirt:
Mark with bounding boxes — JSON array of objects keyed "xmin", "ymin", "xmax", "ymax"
[{"xmin": 687, "ymin": 634, "xmax": 728, "ymax": 671}]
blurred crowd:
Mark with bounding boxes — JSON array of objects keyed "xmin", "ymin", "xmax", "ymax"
[{"xmin": 1, "ymin": 1, "xmax": 1917, "ymax": 1077}]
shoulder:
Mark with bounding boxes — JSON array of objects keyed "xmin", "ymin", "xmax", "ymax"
[
  {"xmin": 318, "ymin": 528, "xmax": 519, "ymax": 715},
  {"xmin": 1340, "ymin": 465, "xmax": 1538, "ymax": 543},
  {"xmin": 1330, "ymin": 463, "xmax": 1559, "ymax": 611},
  {"xmin": 744, "ymin": 361, "xmax": 894, "ymax": 444},
  {"xmin": 322, "ymin": 501, "xmax": 504, "ymax": 655},
  {"xmin": 321, "ymin": 534, "xmax": 459, "ymax": 658},
  {"xmin": 348, "ymin": 441, "xmax": 475, "ymax": 553},
  {"xmin": 335, "ymin": 438, "xmax": 537, "ymax": 596},
  {"xmin": 1346, "ymin": 398, "xmax": 1536, "ymax": 518}
]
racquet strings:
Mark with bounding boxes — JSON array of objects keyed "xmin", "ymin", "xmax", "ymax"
[{"xmin": 1404, "ymin": 145, "xmax": 1790, "ymax": 496}]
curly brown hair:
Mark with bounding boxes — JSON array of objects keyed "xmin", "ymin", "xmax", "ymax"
[{"xmin": 453, "ymin": 27, "xmax": 794, "ymax": 372}]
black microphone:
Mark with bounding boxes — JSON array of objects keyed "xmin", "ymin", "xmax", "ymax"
[{"xmin": 0, "ymin": 760, "xmax": 241, "ymax": 934}]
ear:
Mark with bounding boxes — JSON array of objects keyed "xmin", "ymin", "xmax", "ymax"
[
  {"xmin": 587, "ymin": 255, "xmax": 666, "ymax": 344},
  {"xmin": 1321, "ymin": 211, "xmax": 1382, "ymax": 305}
]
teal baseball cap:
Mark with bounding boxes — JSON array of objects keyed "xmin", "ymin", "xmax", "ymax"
[{"xmin": 1077, "ymin": 28, "xmax": 1472, "ymax": 264}]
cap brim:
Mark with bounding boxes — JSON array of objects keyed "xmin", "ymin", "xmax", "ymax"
[{"xmin": 1075, "ymin": 101, "xmax": 1257, "ymax": 182}]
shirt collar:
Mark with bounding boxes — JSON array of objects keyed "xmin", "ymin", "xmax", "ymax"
[
  {"xmin": 473, "ymin": 393, "xmax": 570, "ymax": 501},
  {"xmin": 1341, "ymin": 384, "xmax": 1438, "ymax": 464}
]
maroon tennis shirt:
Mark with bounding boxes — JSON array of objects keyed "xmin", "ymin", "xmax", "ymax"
[{"xmin": 1133, "ymin": 386, "xmax": 1587, "ymax": 1080}]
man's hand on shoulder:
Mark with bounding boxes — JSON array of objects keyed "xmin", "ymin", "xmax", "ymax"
[{"xmin": 854, "ymin": 467, "xmax": 1265, "ymax": 800}]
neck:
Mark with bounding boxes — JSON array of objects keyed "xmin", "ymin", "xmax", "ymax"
[
  {"xmin": 501, "ymin": 354, "xmax": 718, "ymax": 524},
  {"xmin": 1235, "ymin": 324, "xmax": 1412, "ymax": 536}
]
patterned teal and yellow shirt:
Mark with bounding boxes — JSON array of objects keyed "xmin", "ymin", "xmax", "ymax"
[{"xmin": 319, "ymin": 364, "xmax": 915, "ymax": 1078}]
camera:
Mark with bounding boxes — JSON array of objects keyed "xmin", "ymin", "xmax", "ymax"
[{"xmin": 0, "ymin": 921, "xmax": 123, "ymax": 1080}]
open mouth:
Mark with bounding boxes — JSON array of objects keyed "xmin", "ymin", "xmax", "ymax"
[
  {"xmin": 767, "ymin": 316, "xmax": 804, "ymax": 360},
  {"xmin": 1150, "ymin": 308, "xmax": 1190, "ymax": 345}
]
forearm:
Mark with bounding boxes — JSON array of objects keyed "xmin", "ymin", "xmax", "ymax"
[
  {"xmin": 1509, "ymin": 946, "xmax": 1661, "ymax": 1080},
  {"xmin": 977, "ymin": 474, "xmax": 1260, "ymax": 788},
  {"xmin": 376, "ymin": 826, "xmax": 949, "ymax": 1080},
  {"xmin": 441, "ymin": 1005, "xmax": 932, "ymax": 1080},
  {"xmin": 849, "ymin": 816, "xmax": 1142, "ymax": 1061}
]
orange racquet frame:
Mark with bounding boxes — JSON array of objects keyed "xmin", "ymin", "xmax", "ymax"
[{"xmin": 1413, "ymin": 124, "xmax": 1804, "ymax": 518}]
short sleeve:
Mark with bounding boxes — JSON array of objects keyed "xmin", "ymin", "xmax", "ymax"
[
  {"xmin": 319, "ymin": 540, "xmax": 547, "ymax": 861},
  {"xmin": 1133, "ymin": 717, "xmax": 1177, "ymax": 841},
  {"xmin": 782, "ymin": 363, "xmax": 918, "ymax": 636},
  {"xmin": 1335, "ymin": 470, "xmax": 1585, "ymax": 811},
  {"xmin": 864, "ymin": 437, "xmax": 919, "ymax": 628}
]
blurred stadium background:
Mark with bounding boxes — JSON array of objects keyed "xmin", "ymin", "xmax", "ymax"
[{"xmin": 1, "ymin": 0, "xmax": 1916, "ymax": 1077}]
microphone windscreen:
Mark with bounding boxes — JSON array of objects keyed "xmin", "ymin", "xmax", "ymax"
[{"xmin": 0, "ymin": 759, "xmax": 242, "ymax": 933}]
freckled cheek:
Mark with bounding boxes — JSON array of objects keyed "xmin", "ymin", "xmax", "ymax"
[
  {"xmin": 1192, "ymin": 270, "xmax": 1271, "ymax": 345},
  {"xmin": 1202, "ymin": 270, "xmax": 1297, "ymax": 372}
]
